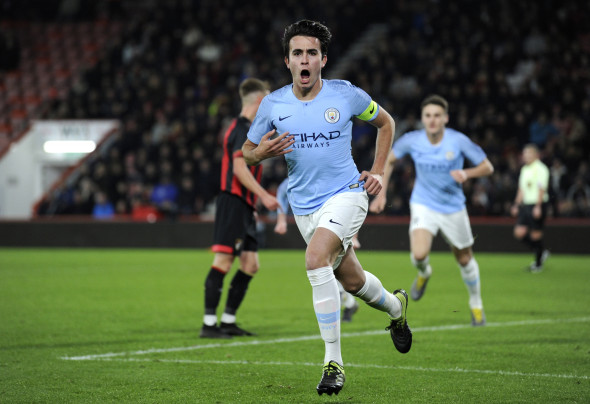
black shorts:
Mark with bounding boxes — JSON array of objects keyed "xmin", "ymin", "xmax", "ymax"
[
  {"xmin": 212, "ymin": 192, "xmax": 258, "ymax": 255},
  {"xmin": 516, "ymin": 203, "xmax": 548, "ymax": 231}
]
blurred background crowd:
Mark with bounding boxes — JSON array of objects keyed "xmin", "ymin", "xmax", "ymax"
[{"xmin": 1, "ymin": 0, "xmax": 589, "ymax": 220}]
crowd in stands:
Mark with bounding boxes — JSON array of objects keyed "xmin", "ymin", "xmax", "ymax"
[
  {"xmin": 7, "ymin": 0, "xmax": 587, "ymax": 219},
  {"xmin": 344, "ymin": 0, "xmax": 590, "ymax": 218}
]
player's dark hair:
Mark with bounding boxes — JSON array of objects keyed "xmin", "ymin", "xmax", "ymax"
[
  {"xmin": 239, "ymin": 78, "xmax": 269, "ymax": 99},
  {"xmin": 282, "ymin": 19, "xmax": 332, "ymax": 59},
  {"xmin": 421, "ymin": 94, "xmax": 449, "ymax": 113}
]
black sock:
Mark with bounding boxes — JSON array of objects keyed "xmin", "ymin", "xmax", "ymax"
[
  {"xmin": 224, "ymin": 270, "xmax": 253, "ymax": 317},
  {"xmin": 204, "ymin": 267, "xmax": 226, "ymax": 315},
  {"xmin": 532, "ymin": 239, "xmax": 544, "ymax": 266},
  {"xmin": 519, "ymin": 233, "xmax": 533, "ymax": 249}
]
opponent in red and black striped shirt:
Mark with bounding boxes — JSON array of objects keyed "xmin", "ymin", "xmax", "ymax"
[
  {"xmin": 219, "ymin": 116, "xmax": 263, "ymax": 208},
  {"xmin": 201, "ymin": 78, "xmax": 280, "ymax": 339}
]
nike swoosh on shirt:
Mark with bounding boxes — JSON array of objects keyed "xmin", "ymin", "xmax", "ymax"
[
  {"xmin": 329, "ymin": 219, "xmax": 342, "ymax": 226},
  {"xmin": 279, "ymin": 115, "xmax": 292, "ymax": 121},
  {"xmin": 369, "ymin": 104, "xmax": 375, "ymax": 114}
]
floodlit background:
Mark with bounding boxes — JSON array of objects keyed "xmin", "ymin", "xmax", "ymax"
[{"xmin": 0, "ymin": 0, "xmax": 589, "ymax": 221}]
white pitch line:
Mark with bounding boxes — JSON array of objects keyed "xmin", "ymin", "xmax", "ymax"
[
  {"xmin": 88, "ymin": 357, "xmax": 590, "ymax": 381},
  {"xmin": 60, "ymin": 316, "xmax": 590, "ymax": 361}
]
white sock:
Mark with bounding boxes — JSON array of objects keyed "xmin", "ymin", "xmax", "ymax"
[
  {"xmin": 307, "ymin": 266, "xmax": 342, "ymax": 365},
  {"xmin": 354, "ymin": 271, "xmax": 401, "ymax": 319},
  {"xmin": 220, "ymin": 313, "xmax": 236, "ymax": 324},
  {"xmin": 203, "ymin": 314, "xmax": 217, "ymax": 327},
  {"xmin": 460, "ymin": 258, "xmax": 482, "ymax": 309},
  {"xmin": 411, "ymin": 254, "xmax": 432, "ymax": 277}
]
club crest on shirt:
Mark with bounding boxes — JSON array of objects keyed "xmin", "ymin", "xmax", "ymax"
[
  {"xmin": 324, "ymin": 108, "xmax": 340, "ymax": 124},
  {"xmin": 445, "ymin": 151, "xmax": 455, "ymax": 160}
]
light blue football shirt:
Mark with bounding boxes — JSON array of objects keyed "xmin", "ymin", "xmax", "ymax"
[
  {"xmin": 276, "ymin": 178, "xmax": 290, "ymax": 215},
  {"xmin": 393, "ymin": 128, "xmax": 487, "ymax": 214},
  {"xmin": 248, "ymin": 79, "xmax": 377, "ymax": 215}
]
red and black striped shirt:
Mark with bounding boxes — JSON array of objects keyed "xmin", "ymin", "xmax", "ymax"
[{"xmin": 220, "ymin": 116, "xmax": 262, "ymax": 209}]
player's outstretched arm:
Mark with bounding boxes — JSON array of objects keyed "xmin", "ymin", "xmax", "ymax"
[{"xmin": 242, "ymin": 130, "xmax": 294, "ymax": 166}]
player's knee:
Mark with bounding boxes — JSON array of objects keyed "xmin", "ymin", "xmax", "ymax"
[
  {"xmin": 530, "ymin": 230, "xmax": 543, "ymax": 241},
  {"xmin": 513, "ymin": 227, "xmax": 526, "ymax": 239},
  {"xmin": 212, "ymin": 253, "xmax": 233, "ymax": 272},
  {"xmin": 305, "ymin": 251, "xmax": 330, "ymax": 271},
  {"xmin": 239, "ymin": 251, "xmax": 259, "ymax": 275},
  {"xmin": 412, "ymin": 252, "xmax": 428, "ymax": 262},
  {"xmin": 454, "ymin": 248, "xmax": 472, "ymax": 267},
  {"xmin": 240, "ymin": 258, "xmax": 259, "ymax": 275},
  {"xmin": 457, "ymin": 255, "xmax": 472, "ymax": 267},
  {"xmin": 339, "ymin": 276, "xmax": 364, "ymax": 294},
  {"xmin": 242, "ymin": 265, "xmax": 259, "ymax": 276}
]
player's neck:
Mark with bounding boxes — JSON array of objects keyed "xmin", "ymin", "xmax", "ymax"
[
  {"xmin": 293, "ymin": 79, "xmax": 322, "ymax": 101},
  {"xmin": 240, "ymin": 105, "xmax": 257, "ymax": 122},
  {"xmin": 426, "ymin": 129, "xmax": 444, "ymax": 145}
]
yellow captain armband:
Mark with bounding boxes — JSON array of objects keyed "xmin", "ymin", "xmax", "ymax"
[{"xmin": 356, "ymin": 100, "xmax": 378, "ymax": 121}]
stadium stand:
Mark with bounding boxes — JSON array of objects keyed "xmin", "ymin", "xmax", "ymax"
[
  {"xmin": 1, "ymin": 0, "xmax": 589, "ymax": 219},
  {"xmin": 0, "ymin": 3, "xmax": 122, "ymax": 152}
]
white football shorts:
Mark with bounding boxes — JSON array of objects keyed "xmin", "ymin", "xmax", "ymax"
[
  {"xmin": 409, "ymin": 202, "xmax": 474, "ymax": 249},
  {"xmin": 295, "ymin": 191, "xmax": 368, "ymax": 269}
]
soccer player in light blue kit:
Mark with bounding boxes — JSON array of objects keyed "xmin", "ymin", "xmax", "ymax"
[
  {"xmin": 370, "ymin": 95, "xmax": 494, "ymax": 327},
  {"xmin": 242, "ymin": 20, "xmax": 411, "ymax": 396}
]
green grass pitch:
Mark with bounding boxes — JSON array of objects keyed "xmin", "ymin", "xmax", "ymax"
[{"xmin": 1, "ymin": 248, "xmax": 589, "ymax": 403}]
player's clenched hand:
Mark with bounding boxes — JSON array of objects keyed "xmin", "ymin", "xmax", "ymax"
[
  {"xmin": 260, "ymin": 193, "xmax": 280, "ymax": 211},
  {"xmin": 450, "ymin": 169, "xmax": 468, "ymax": 183},
  {"xmin": 274, "ymin": 219, "xmax": 287, "ymax": 235},
  {"xmin": 255, "ymin": 130, "xmax": 294, "ymax": 160},
  {"xmin": 369, "ymin": 192, "xmax": 386, "ymax": 213},
  {"xmin": 359, "ymin": 171, "xmax": 382, "ymax": 196}
]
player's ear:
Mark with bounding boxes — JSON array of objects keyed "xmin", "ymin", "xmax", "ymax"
[
  {"xmin": 284, "ymin": 56, "xmax": 290, "ymax": 69},
  {"xmin": 444, "ymin": 114, "xmax": 449, "ymax": 125},
  {"xmin": 321, "ymin": 54, "xmax": 327, "ymax": 68}
]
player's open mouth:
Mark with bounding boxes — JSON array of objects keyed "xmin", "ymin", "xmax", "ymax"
[{"xmin": 301, "ymin": 69, "xmax": 310, "ymax": 83}]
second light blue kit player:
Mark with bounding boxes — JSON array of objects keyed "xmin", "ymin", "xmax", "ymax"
[
  {"xmin": 370, "ymin": 94, "xmax": 494, "ymax": 326},
  {"xmin": 242, "ymin": 19, "xmax": 411, "ymax": 396}
]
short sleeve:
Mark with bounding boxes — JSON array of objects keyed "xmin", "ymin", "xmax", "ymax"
[
  {"xmin": 459, "ymin": 134, "xmax": 486, "ymax": 166},
  {"xmin": 247, "ymin": 96, "xmax": 274, "ymax": 145},
  {"xmin": 332, "ymin": 80, "xmax": 374, "ymax": 120},
  {"xmin": 392, "ymin": 132, "xmax": 412, "ymax": 158}
]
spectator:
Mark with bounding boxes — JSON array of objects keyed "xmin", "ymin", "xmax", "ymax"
[
  {"xmin": 92, "ymin": 191, "xmax": 115, "ymax": 219},
  {"xmin": 528, "ymin": 112, "xmax": 559, "ymax": 149},
  {"xmin": 563, "ymin": 176, "xmax": 590, "ymax": 217},
  {"xmin": 150, "ymin": 175, "xmax": 179, "ymax": 219},
  {"xmin": 549, "ymin": 157, "xmax": 568, "ymax": 216},
  {"xmin": 177, "ymin": 176, "xmax": 197, "ymax": 215}
]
